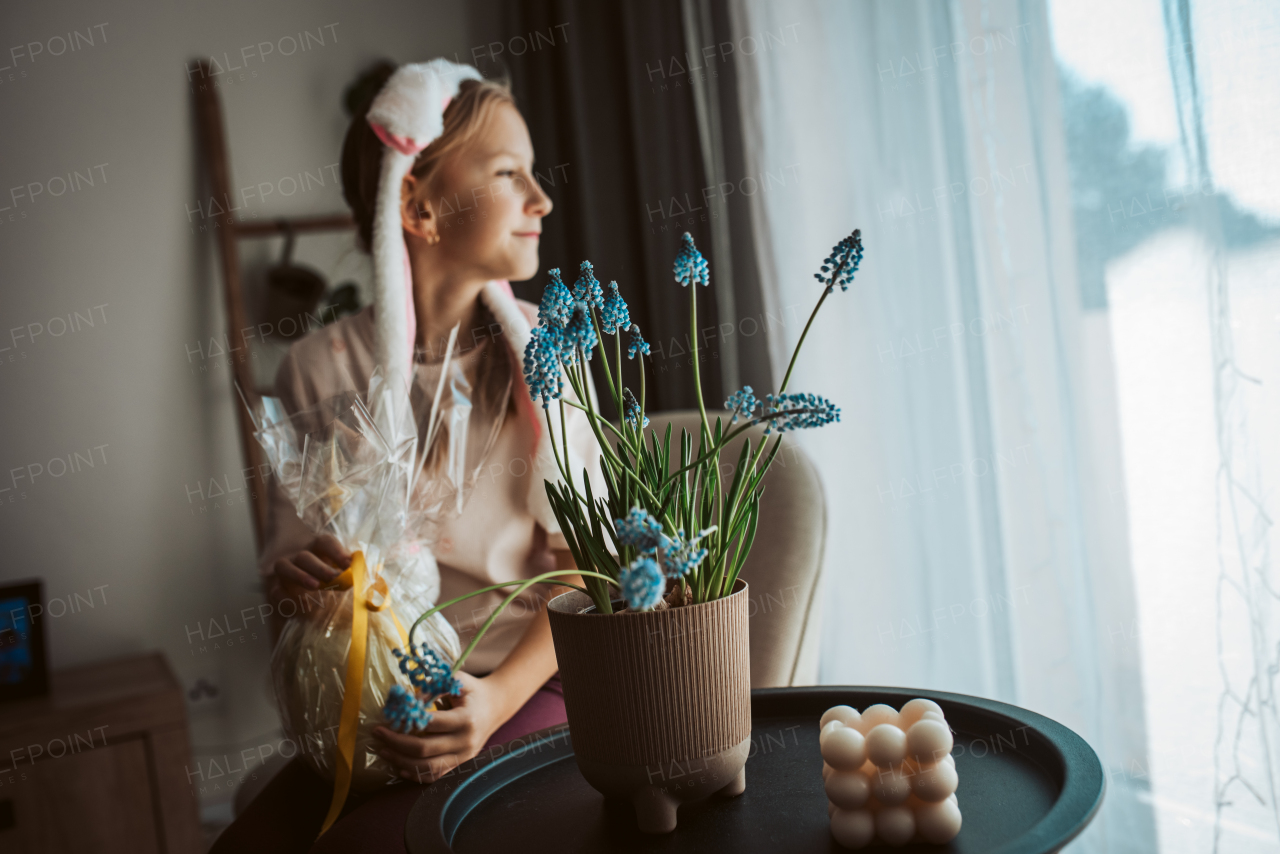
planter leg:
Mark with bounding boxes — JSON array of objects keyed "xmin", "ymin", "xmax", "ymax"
[
  {"xmin": 717, "ymin": 767, "xmax": 746, "ymax": 798},
  {"xmin": 631, "ymin": 786, "xmax": 679, "ymax": 834}
]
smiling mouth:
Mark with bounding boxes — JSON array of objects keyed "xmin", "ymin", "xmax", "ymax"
[{"xmin": 514, "ymin": 232, "xmax": 541, "ymax": 238}]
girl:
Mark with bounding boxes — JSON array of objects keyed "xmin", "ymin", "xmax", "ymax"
[{"xmin": 213, "ymin": 59, "xmax": 605, "ymax": 853}]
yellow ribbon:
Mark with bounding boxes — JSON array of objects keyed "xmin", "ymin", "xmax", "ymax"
[{"xmin": 316, "ymin": 550, "xmax": 413, "ymax": 837}]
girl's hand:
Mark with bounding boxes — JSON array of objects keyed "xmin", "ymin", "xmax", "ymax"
[
  {"xmin": 271, "ymin": 534, "xmax": 351, "ymax": 592},
  {"xmin": 371, "ymin": 672, "xmax": 511, "ymax": 783}
]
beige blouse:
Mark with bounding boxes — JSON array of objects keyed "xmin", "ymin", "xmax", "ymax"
[{"xmin": 259, "ymin": 296, "xmax": 606, "ymax": 674}]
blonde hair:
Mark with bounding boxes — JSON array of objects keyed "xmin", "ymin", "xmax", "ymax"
[{"xmin": 341, "ymin": 68, "xmax": 515, "ymax": 252}]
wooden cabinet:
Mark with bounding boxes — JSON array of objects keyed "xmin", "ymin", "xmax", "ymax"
[{"xmin": 0, "ymin": 653, "xmax": 201, "ymax": 853}]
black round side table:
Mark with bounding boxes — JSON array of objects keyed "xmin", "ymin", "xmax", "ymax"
[{"xmin": 406, "ymin": 686, "xmax": 1105, "ymax": 853}]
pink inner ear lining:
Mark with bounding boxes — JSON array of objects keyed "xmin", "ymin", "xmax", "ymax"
[
  {"xmin": 369, "ymin": 120, "xmax": 425, "ymax": 157},
  {"xmin": 403, "ymin": 246, "xmax": 415, "ymax": 364},
  {"xmin": 368, "ymin": 93, "xmax": 453, "ymax": 156}
]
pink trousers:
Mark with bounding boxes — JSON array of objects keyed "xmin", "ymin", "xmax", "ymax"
[{"xmin": 209, "ymin": 675, "xmax": 565, "ymax": 854}]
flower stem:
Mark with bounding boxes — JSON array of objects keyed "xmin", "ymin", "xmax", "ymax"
[
  {"xmin": 409, "ymin": 581, "xmax": 574, "ymax": 649},
  {"xmin": 559, "ymin": 398, "xmax": 576, "ymax": 495},
  {"xmin": 543, "ymin": 406, "xmax": 569, "ymax": 483},
  {"xmin": 715, "ymin": 257, "xmax": 852, "ymax": 596},
  {"xmin": 574, "ymin": 351, "xmax": 632, "ymax": 478},
  {"xmin": 575, "ymin": 352, "xmax": 640, "ymax": 458},
  {"xmin": 687, "ymin": 279, "xmax": 726, "ymax": 602},
  {"xmin": 639, "ymin": 341, "xmax": 646, "ymax": 421},
  {"xmin": 589, "ymin": 309, "xmax": 621, "ymax": 414},
  {"xmin": 655, "ymin": 407, "xmax": 812, "ymax": 486},
  {"xmin": 559, "ymin": 398, "xmax": 633, "ymax": 449},
  {"xmin": 614, "ymin": 331, "xmax": 623, "ymax": 431},
  {"xmin": 688, "ymin": 278, "xmax": 714, "ymax": 453},
  {"xmin": 557, "ymin": 356, "xmax": 662, "ymax": 508},
  {"xmin": 778, "ymin": 251, "xmax": 851, "ymax": 394},
  {"xmin": 423, "ymin": 570, "xmax": 620, "ymax": 672}
]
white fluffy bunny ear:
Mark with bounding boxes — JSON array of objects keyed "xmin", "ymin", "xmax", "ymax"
[{"xmin": 365, "ymin": 59, "xmax": 483, "ymax": 388}]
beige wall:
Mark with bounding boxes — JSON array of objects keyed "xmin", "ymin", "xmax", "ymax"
[{"xmin": 0, "ymin": 0, "xmax": 476, "ymax": 818}]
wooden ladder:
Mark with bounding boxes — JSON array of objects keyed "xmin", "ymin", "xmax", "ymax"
[{"xmin": 192, "ymin": 61, "xmax": 354, "ymax": 550}]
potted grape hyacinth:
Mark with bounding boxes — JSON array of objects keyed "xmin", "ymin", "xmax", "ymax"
[{"xmin": 384, "ymin": 229, "xmax": 864, "ymax": 833}]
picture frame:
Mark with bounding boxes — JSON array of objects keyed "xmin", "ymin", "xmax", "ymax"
[{"xmin": 0, "ymin": 579, "xmax": 49, "ymax": 702}]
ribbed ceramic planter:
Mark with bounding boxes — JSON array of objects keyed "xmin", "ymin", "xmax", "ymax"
[{"xmin": 546, "ymin": 578, "xmax": 751, "ymax": 834}]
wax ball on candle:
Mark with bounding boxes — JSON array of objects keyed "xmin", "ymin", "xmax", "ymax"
[
  {"xmin": 830, "ymin": 807, "xmax": 876, "ymax": 849},
  {"xmin": 898, "ymin": 698, "xmax": 944, "ymax": 729},
  {"xmin": 860, "ymin": 704, "xmax": 899, "ymax": 731},
  {"xmin": 821, "ymin": 725, "xmax": 868, "ymax": 771},
  {"xmin": 865, "ymin": 724, "xmax": 907, "ymax": 767},
  {"xmin": 870, "ymin": 763, "xmax": 912, "ymax": 806},
  {"xmin": 911, "ymin": 758, "xmax": 959, "ymax": 802},
  {"xmin": 915, "ymin": 796, "xmax": 963, "ymax": 843},
  {"xmin": 821, "ymin": 705, "xmax": 862, "ymax": 729},
  {"xmin": 825, "ymin": 769, "xmax": 871, "ymax": 810},
  {"xmin": 906, "ymin": 719, "xmax": 954, "ymax": 764},
  {"xmin": 820, "ymin": 700, "xmax": 964, "ymax": 849},
  {"xmin": 875, "ymin": 805, "xmax": 916, "ymax": 846}
]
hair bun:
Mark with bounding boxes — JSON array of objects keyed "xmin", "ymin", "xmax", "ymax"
[{"xmin": 343, "ymin": 60, "xmax": 397, "ymax": 118}]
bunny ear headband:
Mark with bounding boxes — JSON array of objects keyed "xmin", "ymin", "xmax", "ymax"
[
  {"xmin": 365, "ymin": 59, "xmax": 483, "ymax": 387},
  {"xmin": 364, "ymin": 59, "xmax": 591, "ymax": 541}
]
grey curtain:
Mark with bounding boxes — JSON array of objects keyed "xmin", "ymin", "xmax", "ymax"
[{"xmin": 468, "ymin": 0, "xmax": 773, "ymax": 420}]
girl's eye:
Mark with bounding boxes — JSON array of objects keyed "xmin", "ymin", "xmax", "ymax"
[{"xmin": 497, "ymin": 170, "xmax": 517, "ymax": 178}]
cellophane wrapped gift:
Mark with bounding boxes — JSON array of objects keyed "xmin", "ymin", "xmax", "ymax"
[{"xmin": 249, "ymin": 351, "xmax": 511, "ymax": 792}]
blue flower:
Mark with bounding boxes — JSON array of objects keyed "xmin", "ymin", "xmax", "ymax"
[
  {"xmin": 762, "ymin": 392, "xmax": 841, "ymax": 435},
  {"xmin": 813, "ymin": 229, "xmax": 864, "ymax": 293},
  {"xmin": 393, "ymin": 643, "xmax": 462, "ymax": 697},
  {"xmin": 382, "ymin": 684, "xmax": 433, "ymax": 733},
  {"xmin": 601, "ymin": 281, "xmax": 631, "ymax": 335},
  {"xmin": 673, "ymin": 232, "xmax": 710, "ymax": 288},
  {"xmin": 627, "ymin": 324, "xmax": 650, "ymax": 359},
  {"xmin": 563, "ymin": 301, "xmax": 598, "ymax": 360},
  {"xmin": 523, "ymin": 324, "xmax": 564, "ymax": 408},
  {"xmin": 660, "ymin": 528, "xmax": 712, "ymax": 577},
  {"xmin": 538, "ymin": 268, "xmax": 574, "ymax": 327},
  {"xmin": 619, "ymin": 555, "xmax": 665, "ymax": 610},
  {"xmin": 725, "ymin": 385, "xmax": 760, "ymax": 425},
  {"xmin": 573, "ymin": 261, "xmax": 605, "ymax": 310},
  {"xmin": 623, "ymin": 388, "xmax": 648, "ymax": 429},
  {"xmin": 616, "ymin": 506, "xmax": 664, "ymax": 553}
]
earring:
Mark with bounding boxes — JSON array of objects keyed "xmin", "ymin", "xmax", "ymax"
[{"xmin": 426, "ymin": 232, "xmax": 440, "ymax": 246}]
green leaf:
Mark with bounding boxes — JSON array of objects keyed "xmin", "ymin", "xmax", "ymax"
[
  {"xmin": 725, "ymin": 491, "xmax": 761, "ymax": 593},
  {"xmin": 546, "ymin": 481, "xmax": 588, "ymax": 573},
  {"xmin": 724, "ymin": 436, "xmax": 751, "ymax": 514},
  {"xmin": 584, "ymin": 466, "xmax": 605, "ymax": 546},
  {"xmin": 660, "ymin": 422, "xmax": 673, "ymax": 476},
  {"xmin": 581, "ymin": 532, "xmax": 621, "ymax": 577},
  {"xmin": 747, "ymin": 435, "xmax": 784, "ymax": 495},
  {"xmin": 597, "ymin": 495, "xmax": 622, "ymax": 554}
]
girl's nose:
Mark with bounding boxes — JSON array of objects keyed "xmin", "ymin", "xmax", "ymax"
[{"xmin": 528, "ymin": 178, "xmax": 553, "ymax": 217}]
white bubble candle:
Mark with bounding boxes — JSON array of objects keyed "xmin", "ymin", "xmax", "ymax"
[{"xmin": 820, "ymin": 699, "xmax": 962, "ymax": 848}]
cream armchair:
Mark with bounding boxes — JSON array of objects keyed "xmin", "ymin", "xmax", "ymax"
[{"xmin": 642, "ymin": 409, "xmax": 827, "ymax": 687}]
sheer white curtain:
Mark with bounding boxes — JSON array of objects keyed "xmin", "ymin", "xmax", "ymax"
[
  {"xmin": 1152, "ymin": 0, "xmax": 1280, "ymax": 849},
  {"xmin": 730, "ymin": 0, "xmax": 1153, "ymax": 849}
]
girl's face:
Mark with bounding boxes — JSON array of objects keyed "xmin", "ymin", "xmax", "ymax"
[{"xmin": 405, "ymin": 102, "xmax": 552, "ymax": 282}]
